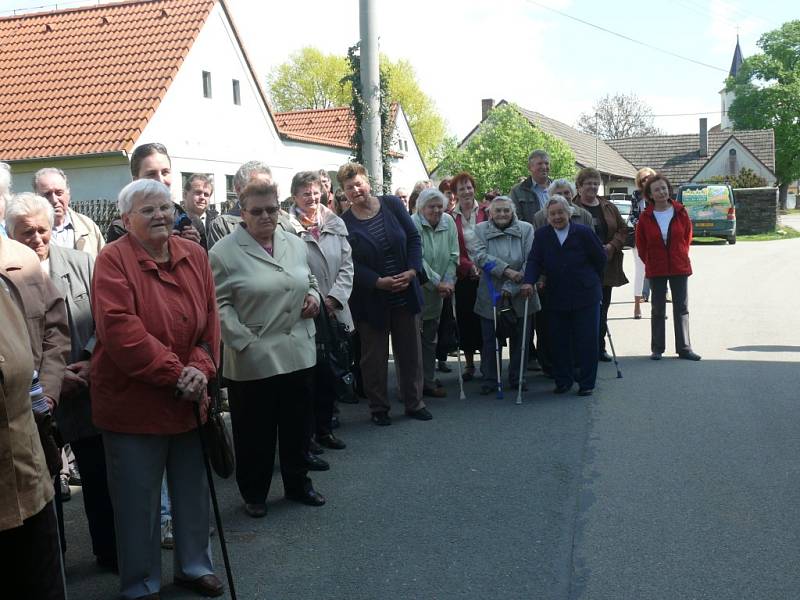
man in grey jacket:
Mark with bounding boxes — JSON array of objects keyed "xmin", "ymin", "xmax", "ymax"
[{"xmin": 509, "ymin": 150, "xmax": 552, "ymax": 225}]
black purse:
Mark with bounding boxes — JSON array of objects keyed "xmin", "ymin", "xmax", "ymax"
[
  {"xmin": 315, "ymin": 307, "xmax": 354, "ymax": 401},
  {"xmin": 197, "ymin": 344, "xmax": 235, "ymax": 479},
  {"xmin": 495, "ymin": 296, "xmax": 518, "ymax": 340}
]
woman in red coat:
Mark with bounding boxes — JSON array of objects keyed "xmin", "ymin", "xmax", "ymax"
[{"xmin": 636, "ymin": 174, "xmax": 701, "ymax": 361}]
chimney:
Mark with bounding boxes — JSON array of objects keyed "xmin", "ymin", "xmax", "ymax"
[
  {"xmin": 699, "ymin": 118, "xmax": 708, "ymax": 157},
  {"xmin": 481, "ymin": 98, "xmax": 494, "ymax": 121}
]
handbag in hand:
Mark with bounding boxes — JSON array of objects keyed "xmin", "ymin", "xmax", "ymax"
[
  {"xmin": 495, "ymin": 296, "xmax": 518, "ymax": 340},
  {"xmin": 315, "ymin": 307, "xmax": 354, "ymax": 402},
  {"xmin": 197, "ymin": 344, "xmax": 235, "ymax": 479}
]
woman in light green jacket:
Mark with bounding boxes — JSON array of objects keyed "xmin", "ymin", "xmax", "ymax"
[{"xmin": 411, "ymin": 188, "xmax": 459, "ymax": 397}]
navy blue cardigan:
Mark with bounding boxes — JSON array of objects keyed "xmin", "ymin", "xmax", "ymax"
[
  {"xmin": 341, "ymin": 195, "xmax": 424, "ymax": 328},
  {"xmin": 524, "ymin": 223, "xmax": 606, "ymax": 311}
]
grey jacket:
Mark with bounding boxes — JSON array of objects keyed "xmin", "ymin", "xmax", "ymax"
[
  {"xmin": 49, "ymin": 244, "xmax": 97, "ymax": 442},
  {"xmin": 295, "ymin": 206, "xmax": 355, "ymax": 331},
  {"xmin": 472, "ymin": 218, "xmax": 541, "ymax": 320},
  {"xmin": 509, "ymin": 177, "xmax": 552, "ymax": 225}
]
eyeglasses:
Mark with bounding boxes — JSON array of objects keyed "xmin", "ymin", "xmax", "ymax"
[
  {"xmin": 244, "ymin": 206, "xmax": 280, "ymax": 217},
  {"xmin": 134, "ymin": 204, "xmax": 175, "ymax": 218}
]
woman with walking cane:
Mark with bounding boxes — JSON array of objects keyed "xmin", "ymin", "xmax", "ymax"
[
  {"xmin": 472, "ymin": 196, "xmax": 539, "ymax": 396},
  {"xmin": 522, "ymin": 195, "xmax": 606, "ymax": 396},
  {"xmin": 91, "ymin": 179, "xmax": 224, "ymax": 598}
]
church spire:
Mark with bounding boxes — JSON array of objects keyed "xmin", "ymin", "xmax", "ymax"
[{"xmin": 729, "ymin": 35, "xmax": 743, "ymax": 78}]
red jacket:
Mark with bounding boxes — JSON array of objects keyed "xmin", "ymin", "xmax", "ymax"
[
  {"xmin": 90, "ymin": 235, "xmax": 220, "ymax": 434},
  {"xmin": 635, "ymin": 201, "xmax": 693, "ymax": 278}
]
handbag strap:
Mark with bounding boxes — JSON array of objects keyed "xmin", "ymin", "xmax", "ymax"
[{"xmin": 196, "ymin": 341, "xmax": 223, "ymax": 414}]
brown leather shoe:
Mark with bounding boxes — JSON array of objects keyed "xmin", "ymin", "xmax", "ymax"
[{"xmin": 174, "ymin": 574, "xmax": 224, "ymax": 597}]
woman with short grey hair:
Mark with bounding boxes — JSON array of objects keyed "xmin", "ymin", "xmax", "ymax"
[
  {"xmin": 92, "ymin": 178, "xmax": 224, "ymax": 598},
  {"xmin": 412, "ymin": 188, "xmax": 458, "ymax": 397},
  {"xmin": 472, "ymin": 195, "xmax": 540, "ymax": 395}
]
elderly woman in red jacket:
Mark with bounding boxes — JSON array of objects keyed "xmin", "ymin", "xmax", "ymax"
[
  {"xmin": 636, "ymin": 174, "xmax": 701, "ymax": 361},
  {"xmin": 91, "ymin": 179, "xmax": 223, "ymax": 599}
]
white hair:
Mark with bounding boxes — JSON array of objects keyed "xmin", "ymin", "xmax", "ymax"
[
  {"xmin": 547, "ymin": 179, "xmax": 576, "ymax": 198},
  {"xmin": 489, "ymin": 194, "xmax": 516, "ymax": 215},
  {"xmin": 416, "ymin": 188, "xmax": 446, "ymax": 211},
  {"xmin": 5, "ymin": 193, "xmax": 55, "ymax": 237},
  {"xmin": 545, "ymin": 194, "xmax": 573, "ymax": 215},
  {"xmin": 118, "ymin": 179, "xmax": 171, "ymax": 215}
]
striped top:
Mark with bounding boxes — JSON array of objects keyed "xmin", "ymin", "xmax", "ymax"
[{"xmin": 363, "ymin": 208, "xmax": 405, "ymax": 307}]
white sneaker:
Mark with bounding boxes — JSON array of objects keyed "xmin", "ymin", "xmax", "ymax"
[{"xmin": 160, "ymin": 519, "xmax": 174, "ymax": 549}]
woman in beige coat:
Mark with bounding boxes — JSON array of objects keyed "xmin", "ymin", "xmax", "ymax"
[
  {"xmin": 209, "ymin": 181, "xmax": 325, "ymax": 519},
  {"xmin": 0, "ymin": 275, "xmax": 66, "ymax": 599},
  {"xmin": 290, "ymin": 171, "xmax": 353, "ymax": 457}
]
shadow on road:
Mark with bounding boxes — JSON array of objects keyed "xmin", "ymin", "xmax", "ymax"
[{"xmin": 728, "ymin": 345, "xmax": 800, "ymax": 352}]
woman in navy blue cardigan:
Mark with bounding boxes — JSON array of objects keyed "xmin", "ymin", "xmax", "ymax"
[
  {"xmin": 338, "ymin": 163, "xmax": 432, "ymax": 426},
  {"xmin": 522, "ymin": 195, "xmax": 606, "ymax": 395}
]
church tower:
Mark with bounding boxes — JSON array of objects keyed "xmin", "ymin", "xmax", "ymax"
[{"xmin": 720, "ymin": 36, "xmax": 744, "ymax": 131}]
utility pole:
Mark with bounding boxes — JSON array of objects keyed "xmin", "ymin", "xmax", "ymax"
[{"xmin": 359, "ymin": 0, "xmax": 383, "ymax": 191}]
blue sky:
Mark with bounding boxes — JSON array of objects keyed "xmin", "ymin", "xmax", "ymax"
[{"xmin": 1, "ymin": 0, "xmax": 797, "ymax": 139}]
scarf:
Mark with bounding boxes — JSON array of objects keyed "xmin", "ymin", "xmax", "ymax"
[{"xmin": 292, "ymin": 203, "xmax": 321, "ymax": 240}]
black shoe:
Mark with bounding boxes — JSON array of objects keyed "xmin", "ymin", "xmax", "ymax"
[
  {"xmin": 461, "ymin": 367, "xmax": 475, "ymax": 382},
  {"xmin": 304, "ymin": 453, "xmax": 330, "ymax": 471},
  {"xmin": 371, "ymin": 411, "xmax": 391, "ymax": 426},
  {"xmin": 286, "ymin": 488, "xmax": 326, "ymax": 507},
  {"xmin": 422, "ymin": 386, "xmax": 447, "ymax": 398},
  {"xmin": 650, "ymin": 352, "xmax": 662, "ymax": 360},
  {"xmin": 578, "ymin": 388, "xmax": 594, "ymax": 396},
  {"xmin": 59, "ymin": 474, "xmax": 71, "ymax": 502},
  {"xmin": 405, "ymin": 407, "xmax": 433, "ymax": 421},
  {"xmin": 309, "ymin": 439, "xmax": 325, "ymax": 455},
  {"xmin": 479, "ymin": 383, "xmax": 495, "ymax": 395},
  {"xmin": 553, "ymin": 384, "xmax": 571, "ymax": 394},
  {"xmin": 678, "ymin": 351, "xmax": 702, "ymax": 361},
  {"xmin": 68, "ymin": 464, "xmax": 82, "ymax": 487},
  {"xmin": 244, "ymin": 503, "xmax": 267, "ymax": 518},
  {"xmin": 599, "ymin": 351, "xmax": 612, "ymax": 362},
  {"xmin": 318, "ymin": 434, "xmax": 346, "ymax": 450},
  {"xmin": 436, "ymin": 360, "xmax": 452, "ymax": 373}
]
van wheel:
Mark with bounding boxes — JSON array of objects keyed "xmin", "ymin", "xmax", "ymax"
[{"xmin": 727, "ymin": 234, "xmax": 737, "ymax": 245}]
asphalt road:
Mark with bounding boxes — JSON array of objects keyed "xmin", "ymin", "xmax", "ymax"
[{"xmin": 62, "ymin": 237, "xmax": 800, "ymax": 600}]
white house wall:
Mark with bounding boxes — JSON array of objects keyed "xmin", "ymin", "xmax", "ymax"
[
  {"xmin": 273, "ymin": 141, "xmax": 352, "ymax": 198},
  {"xmin": 692, "ymin": 138, "xmax": 775, "ymax": 184},
  {"xmin": 388, "ymin": 107, "xmax": 429, "ymax": 193},
  {"xmin": 9, "ymin": 158, "xmax": 131, "ymax": 204},
  {"xmin": 136, "ymin": 2, "xmax": 283, "ymax": 209}
]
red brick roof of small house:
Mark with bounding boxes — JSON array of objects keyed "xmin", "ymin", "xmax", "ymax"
[
  {"xmin": 276, "ymin": 104, "xmax": 400, "ymax": 151},
  {"xmin": 0, "ymin": 0, "xmax": 272, "ymax": 162}
]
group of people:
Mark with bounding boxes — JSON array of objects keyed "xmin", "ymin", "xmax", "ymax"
[{"xmin": 0, "ymin": 145, "xmax": 700, "ymax": 600}]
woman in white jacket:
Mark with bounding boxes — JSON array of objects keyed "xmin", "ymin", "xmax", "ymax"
[{"xmin": 290, "ymin": 171, "xmax": 354, "ymax": 455}]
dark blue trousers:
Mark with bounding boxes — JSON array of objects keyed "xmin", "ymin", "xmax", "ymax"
[{"xmin": 548, "ymin": 303, "xmax": 601, "ymax": 392}]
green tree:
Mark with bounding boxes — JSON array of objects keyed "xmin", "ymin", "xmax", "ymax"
[
  {"xmin": 702, "ymin": 167, "xmax": 768, "ymax": 188},
  {"xmin": 726, "ymin": 21, "xmax": 800, "ymax": 208},
  {"xmin": 435, "ymin": 103, "xmax": 576, "ymax": 196},
  {"xmin": 266, "ymin": 48, "xmax": 350, "ymax": 111},
  {"xmin": 266, "ymin": 46, "xmax": 447, "ymax": 167}
]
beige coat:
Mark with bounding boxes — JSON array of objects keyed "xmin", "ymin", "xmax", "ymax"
[
  {"xmin": 210, "ymin": 224, "xmax": 319, "ymax": 382},
  {"xmin": 0, "ymin": 279, "xmax": 55, "ymax": 531},
  {"xmin": 68, "ymin": 208, "xmax": 105, "ymax": 257},
  {"xmin": 0, "ymin": 236, "xmax": 70, "ymax": 402}
]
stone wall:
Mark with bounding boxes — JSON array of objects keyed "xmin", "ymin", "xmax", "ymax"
[{"xmin": 734, "ymin": 187, "xmax": 778, "ymax": 234}]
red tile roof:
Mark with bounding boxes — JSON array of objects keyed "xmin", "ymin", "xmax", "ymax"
[
  {"xmin": 0, "ymin": 0, "xmax": 216, "ymax": 161},
  {"xmin": 276, "ymin": 104, "xmax": 400, "ymax": 151}
]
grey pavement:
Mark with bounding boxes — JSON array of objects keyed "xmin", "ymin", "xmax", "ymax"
[{"xmin": 63, "ymin": 238, "xmax": 800, "ymax": 600}]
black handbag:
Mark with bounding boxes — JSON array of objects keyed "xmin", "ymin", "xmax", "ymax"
[
  {"xmin": 197, "ymin": 344, "xmax": 235, "ymax": 479},
  {"xmin": 495, "ymin": 296, "xmax": 518, "ymax": 341},
  {"xmin": 315, "ymin": 307, "xmax": 354, "ymax": 401}
]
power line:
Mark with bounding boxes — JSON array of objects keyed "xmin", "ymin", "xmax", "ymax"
[{"xmin": 525, "ymin": 0, "xmax": 728, "ymax": 73}]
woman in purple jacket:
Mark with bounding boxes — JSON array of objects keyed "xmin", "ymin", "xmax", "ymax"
[{"xmin": 338, "ymin": 163, "xmax": 432, "ymax": 427}]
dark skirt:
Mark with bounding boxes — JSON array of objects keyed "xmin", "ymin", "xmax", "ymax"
[{"xmin": 454, "ymin": 278, "xmax": 483, "ymax": 355}]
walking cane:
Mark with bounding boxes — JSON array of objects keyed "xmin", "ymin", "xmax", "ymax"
[
  {"xmin": 492, "ymin": 303, "xmax": 504, "ymax": 400},
  {"xmin": 193, "ymin": 403, "xmax": 238, "ymax": 600},
  {"xmin": 516, "ymin": 296, "xmax": 530, "ymax": 405},
  {"xmin": 450, "ymin": 292, "xmax": 467, "ymax": 400},
  {"xmin": 606, "ymin": 325, "xmax": 623, "ymax": 379}
]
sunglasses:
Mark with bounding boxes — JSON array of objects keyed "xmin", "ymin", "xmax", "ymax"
[{"xmin": 244, "ymin": 206, "xmax": 280, "ymax": 217}]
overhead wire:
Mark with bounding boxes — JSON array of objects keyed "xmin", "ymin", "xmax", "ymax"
[{"xmin": 525, "ymin": 0, "xmax": 728, "ymax": 73}]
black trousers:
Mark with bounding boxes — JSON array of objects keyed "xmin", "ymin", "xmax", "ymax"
[
  {"xmin": 228, "ymin": 369, "xmax": 313, "ymax": 503},
  {"xmin": 70, "ymin": 434, "xmax": 117, "ymax": 563},
  {"xmin": 0, "ymin": 500, "xmax": 66, "ymax": 600},
  {"xmin": 306, "ymin": 364, "xmax": 336, "ymax": 443},
  {"xmin": 533, "ymin": 293, "xmax": 553, "ymax": 374},
  {"xmin": 650, "ymin": 275, "xmax": 692, "ymax": 354},
  {"xmin": 435, "ymin": 296, "xmax": 455, "ymax": 362},
  {"xmin": 599, "ymin": 286, "xmax": 613, "ymax": 353}
]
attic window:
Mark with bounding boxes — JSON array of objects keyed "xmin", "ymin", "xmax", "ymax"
[
  {"xmin": 202, "ymin": 71, "xmax": 212, "ymax": 99},
  {"xmin": 232, "ymin": 79, "xmax": 241, "ymax": 106}
]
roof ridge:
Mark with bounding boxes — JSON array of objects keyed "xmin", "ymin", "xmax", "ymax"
[
  {"xmin": 0, "ymin": 0, "xmax": 179, "ymax": 22},
  {"xmin": 275, "ymin": 106, "xmax": 352, "ymax": 115}
]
